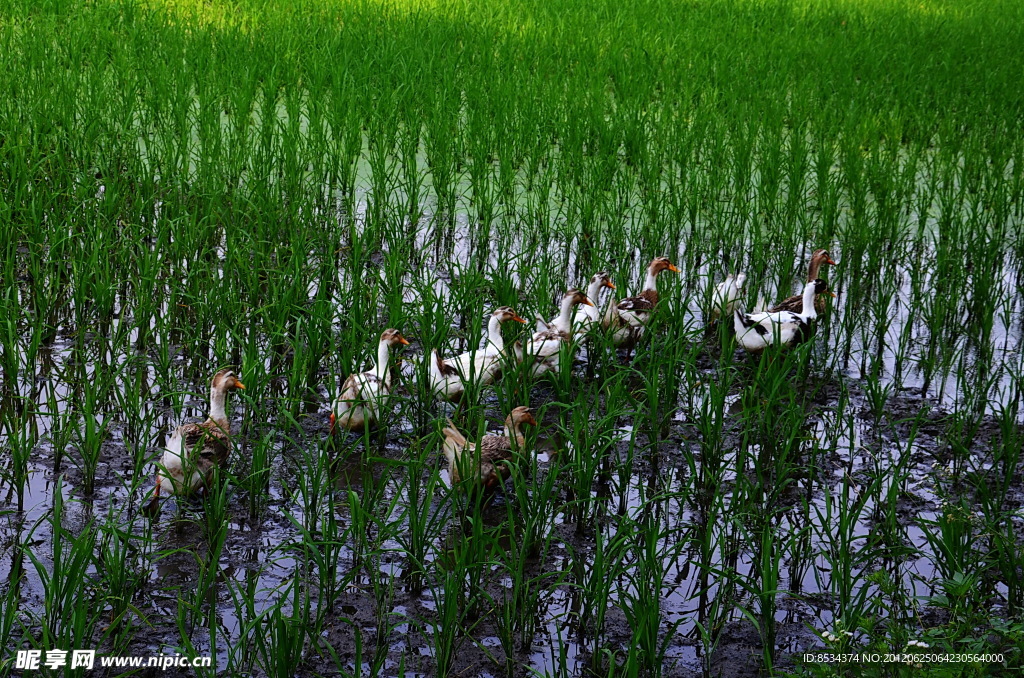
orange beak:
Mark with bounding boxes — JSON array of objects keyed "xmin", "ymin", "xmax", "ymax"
[
  {"xmin": 235, "ymin": 381, "xmax": 246, "ymax": 390},
  {"xmin": 826, "ymin": 257, "xmax": 837, "ymax": 265},
  {"xmin": 667, "ymin": 264, "xmax": 680, "ymax": 273},
  {"xmin": 329, "ymin": 412, "xmax": 336, "ymax": 434},
  {"xmin": 398, "ymin": 336, "xmax": 410, "ymax": 346},
  {"xmin": 828, "ymin": 291, "xmax": 837, "ymax": 298},
  {"xmin": 582, "ymin": 298, "xmax": 595, "ymax": 307},
  {"xmin": 511, "ymin": 314, "xmax": 527, "ymax": 324},
  {"xmin": 605, "ymin": 280, "xmax": 616, "ymax": 290}
]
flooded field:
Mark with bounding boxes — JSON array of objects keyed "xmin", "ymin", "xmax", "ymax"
[{"xmin": 2, "ymin": 0, "xmax": 1024, "ymax": 676}]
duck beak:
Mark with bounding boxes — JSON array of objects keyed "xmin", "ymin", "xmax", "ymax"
[
  {"xmin": 398, "ymin": 336, "xmax": 411, "ymax": 346},
  {"xmin": 667, "ymin": 264, "xmax": 680, "ymax": 273},
  {"xmin": 235, "ymin": 381, "xmax": 246, "ymax": 390},
  {"xmin": 828, "ymin": 291, "xmax": 837, "ymax": 298},
  {"xmin": 582, "ymin": 298, "xmax": 595, "ymax": 307},
  {"xmin": 605, "ymin": 280, "xmax": 616, "ymax": 289},
  {"xmin": 826, "ymin": 257, "xmax": 837, "ymax": 265},
  {"xmin": 329, "ymin": 412, "xmax": 336, "ymax": 434},
  {"xmin": 511, "ymin": 314, "xmax": 527, "ymax": 324}
]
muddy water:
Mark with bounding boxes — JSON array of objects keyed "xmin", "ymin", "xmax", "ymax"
[{"xmin": 2, "ymin": 188, "xmax": 1022, "ymax": 677}]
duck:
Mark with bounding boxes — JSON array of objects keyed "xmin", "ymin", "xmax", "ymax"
[
  {"xmin": 571, "ymin": 271, "xmax": 616, "ymax": 340},
  {"xmin": 520, "ymin": 289, "xmax": 593, "ymax": 376},
  {"xmin": 330, "ymin": 328, "xmax": 410, "ymax": 433},
  {"xmin": 602, "ymin": 256, "xmax": 679, "ymax": 347},
  {"xmin": 441, "ymin": 406, "xmax": 537, "ymax": 488},
  {"xmin": 146, "ymin": 368, "xmax": 245, "ymax": 513},
  {"xmin": 768, "ymin": 249, "xmax": 837, "ymax": 315},
  {"xmin": 429, "ymin": 306, "xmax": 527, "ymax": 401},
  {"xmin": 733, "ymin": 279, "xmax": 826, "ymax": 353},
  {"xmin": 708, "ymin": 273, "xmax": 747, "ymax": 322}
]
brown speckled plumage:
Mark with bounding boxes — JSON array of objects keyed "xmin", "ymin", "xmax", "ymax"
[{"xmin": 442, "ymin": 407, "xmax": 537, "ymax": 488}]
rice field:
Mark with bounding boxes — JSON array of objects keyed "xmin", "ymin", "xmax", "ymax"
[{"xmin": 1, "ymin": 0, "xmax": 1024, "ymax": 675}]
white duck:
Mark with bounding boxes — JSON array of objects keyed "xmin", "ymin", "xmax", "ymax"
[
  {"xmin": 708, "ymin": 273, "xmax": 747, "ymax": 322},
  {"xmin": 733, "ymin": 279, "xmax": 825, "ymax": 353},
  {"xmin": 330, "ymin": 328, "xmax": 410, "ymax": 432},
  {"xmin": 603, "ymin": 256, "xmax": 679, "ymax": 347},
  {"xmin": 571, "ymin": 271, "xmax": 616, "ymax": 340},
  {"xmin": 520, "ymin": 289, "xmax": 593, "ymax": 376},
  {"xmin": 429, "ymin": 306, "xmax": 527, "ymax": 401},
  {"xmin": 145, "ymin": 368, "xmax": 245, "ymax": 514}
]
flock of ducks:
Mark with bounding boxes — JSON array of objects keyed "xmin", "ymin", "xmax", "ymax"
[{"xmin": 146, "ymin": 250, "xmax": 837, "ymax": 513}]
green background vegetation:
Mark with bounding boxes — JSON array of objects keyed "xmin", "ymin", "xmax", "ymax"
[{"xmin": 1, "ymin": 0, "xmax": 1022, "ymax": 675}]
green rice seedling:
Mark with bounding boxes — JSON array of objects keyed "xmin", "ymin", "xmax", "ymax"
[
  {"xmin": 754, "ymin": 522, "xmax": 782, "ymax": 669},
  {"xmin": 421, "ymin": 566, "xmax": 471, "ymax": 677},
  {"xmin": 734, "ymin": 518, "xmax": 808, "ymax": 672},
  {"xmin": 239, "ymin": 432, "xmax": 275, "ymax": 520},
  {"xmin": 987, "ymin": 511, "xmax": 1024, "ymax": 615},
  {"xmin": 22, "ymin": 476, "xmax": 104, "ymax": 656},
  {"xmin": 111, "ymin": 359, "xmax": 155, "ymax": 459},
  {"xmin": 617, "ymin": 510, "xmax": 688, "ymax": 677},
  {"xmin": 253, "ymin": 585, "xmax": 308, "ymax": 678},
  {"xmin": 918, "ymin": 495, "xmax": 982, "ymax": 605},
  {"xmin": 636, "ymin": 325, "xmax": 701, "ymax": 447},
  {"xmin": 555, "ymin": 379, "xmax": 628, "ymax": 534},
  {"xmin": 344, "ymin": 462, "xmax": 391, "ymax": 574},
  {"xmin": 566, "ymin": 525, "xmax": 630, "ymax": 674},
  {"xmin": 987, "ymin": 399, "xmax": 1023, "ymax": 513},
  {"xmin": 95, "ymin": 512, "xmax": 147, "ymax": 648},
  {"xmin": 494, "ymin": 458, "xmax": 563, "ymax": 658},
  {"xmin": 811, "ymin": 473, "xmax": 888, "ymax": 635},
  {"xmin": 68, "ymin": 369, "xmax": 113, "ymax": 496},
  {"xmin": 396, "ymin": 438, "xmax": 449, "ymax": 593},
  {"xmin": 299, "ymin": 484, "xmax": 354, "ymax": 632},
  {"xmin": 287, "ymin": 428, "xmax": 333, "ymax": 535},
  {"xmin": 0, "ymin": 533, "xmax": 23, "ymax": 668},
  {"xmin": 5, "ymin": 414, "xmax": 34, "ymax": 513},
  {"xmin": 365, "ymin": 548, "xmax": 400, "ymax": 671}
]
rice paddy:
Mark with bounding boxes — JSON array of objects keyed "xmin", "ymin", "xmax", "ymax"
[{"xmin": 1, "ymin": 0, "xmax": 1023, "ymax": 675}]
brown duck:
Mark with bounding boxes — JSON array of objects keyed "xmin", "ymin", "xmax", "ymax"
[
  {"xmin": 146, "ymin": 368, "xmax": 245, "ymax": 513},
  {"xmin": 768, "ymin": 249, "xmax": 837, "ymax": 315},
  {"xmin": 602, "ymin": 256, "xmax": 679, "ymax": 347},
  {"xmin": 441, "ymin": 406, "xmax": 537, "ymax": 488}
]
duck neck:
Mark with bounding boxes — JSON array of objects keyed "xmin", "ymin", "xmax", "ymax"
[
  {"xmin": 806, "ymin": 256, "xmax": 823, "ymax": 282},
  {"xmin": 504, "ymin": 418, "xmax": 526, "ymax": 445},
  {"xmin": 208, "ymin": 386, "xmax": 228, "ymax": 424},
  {"xmin": 801, "ymin": 283, "xmax": 818, "ymax": 319},
  {"xmin": 557, "ymin": 295, "xmax": 576, "ymax": 327},
  {"xmin": 643, "ymin": 267, "xmax": 659, "ymax": 292},
  {"xmin": 485, "ymin": 315, "xmax": 504, "ymax": 352},
  {"xmin": 587, "ymin": 280, "xmax": 604, "ymax": 309},
  {"xmin": 374, "ymin": 340, "xmax": 392, "ymax": 386}
]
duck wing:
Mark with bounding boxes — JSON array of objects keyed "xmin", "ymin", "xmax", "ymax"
[
  {"xmin": 478, "ymin": 435, "xmax": 516, "ymax": 485},
  {"xmin": 177, "ymin": 420, "xmax": 230, "ymax": 473},
  {"xmin": 616, "ymin": 290, "xmax": 658, "ymax": 327},
  {"xmin": 527, "ymin": 329, "xmax": 568, "ymax": 359},
  {"xmin": 767, "ymin": 294, "xmax": 802, "ymax": 314}
]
